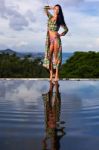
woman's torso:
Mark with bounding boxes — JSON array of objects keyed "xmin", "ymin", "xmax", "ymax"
[
  {"xmin": 48, "ymin": 30, "xmax": 58, "ymax": 38},
  {"xmin": 48, "ymin": 17, "xmax": 60, "ymax": 38}
]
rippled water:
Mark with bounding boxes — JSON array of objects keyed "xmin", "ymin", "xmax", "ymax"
[{"xmin": 0, "ymin": 79, "xmax": 99, "ymax": 150}]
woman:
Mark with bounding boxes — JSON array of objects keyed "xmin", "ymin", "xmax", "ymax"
[
  {"xmin": 43, "ymin": 4, "xmax": 68, "ymax": 81},
  {"xmin": 42, "ymin": 81, "xmax": 65, "ymax": 149}
]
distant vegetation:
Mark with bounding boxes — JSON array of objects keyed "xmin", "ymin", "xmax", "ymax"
[
  {"xmin": 0, "ymin": 51, "xmax": 99, "ymax": 78},
  {"xmin": 0, "ymin": 53, "xmax": 49, "ymax": 78},
  {"xmin": 60, "ymin": 51, "xmax": 99, "ymax": 78}
]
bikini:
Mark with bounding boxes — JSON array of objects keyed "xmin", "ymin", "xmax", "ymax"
[
  {"xmin": 50, "ymin": 36, "xmax": 58, "ymax": 44},
  {"xmin": 48, "ymin": 14, "xmax": 60, "ymax": 44}
]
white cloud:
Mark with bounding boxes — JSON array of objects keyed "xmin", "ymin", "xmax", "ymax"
[
  {"xmin": 85, "ymin": 0, "xmax": 99, "ymax": 1},
  {"xmin": 0, "ymin": 80, "xmax": 48, "ymax": 102},
  {"xmin": 94, "ymin": 38, "xmax": 99, "ymax": 46},
  {"xmin": 62, "ymin": 8, "xmax": 99, "ymax": 51},
  {"xmin": 0, "ymin": 0, "xmax": 99, "ymax": 52},
  {"xmin": 16, "ymin": 41, "xmax": 28, "ymax": 47},
  {"xmin": 0, "ymin": 0, "xmax": 30, "ymax": 31}
]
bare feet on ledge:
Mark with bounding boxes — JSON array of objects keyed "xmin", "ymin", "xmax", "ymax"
[
  {"xmin": 49, "ymin": 77, "xmax": 59, "ymax": 82},
  {"xmin": 49, "ymin": 71, "xmax": 59, "ymax": 82},
  {"xmin": 54, "ymin": 78, "xmax": 59, "ymax": 81}
]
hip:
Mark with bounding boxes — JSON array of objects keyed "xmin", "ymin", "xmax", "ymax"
[{"xmin": 48, "ymin": 30, "xmax": 60, "ymax": 39}]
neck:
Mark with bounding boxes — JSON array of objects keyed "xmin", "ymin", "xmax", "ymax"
[{"xmin": 53, "ymin": 13, "xmax": 58, "ymax": 19}]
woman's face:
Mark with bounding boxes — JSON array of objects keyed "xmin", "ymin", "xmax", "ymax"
[{"xmin": 54, "ymin": 6, "xmax": 59, "ymax": 15}]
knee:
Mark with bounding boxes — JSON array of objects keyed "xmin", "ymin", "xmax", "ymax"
[
  {"xmin": 49, "ymin": 55, "xmax": 52, "ymax": 61},
  {"xmin": 54, "ymin": 57, "xmax": 58, "ymax": 63}
]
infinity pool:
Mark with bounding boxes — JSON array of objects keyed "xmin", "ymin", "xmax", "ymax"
[{"xmin": 0, "ymin": 79, "xmax": 99, "ymax": 150}]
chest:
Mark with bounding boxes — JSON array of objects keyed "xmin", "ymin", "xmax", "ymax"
[
  {"xmin": 47, "ymin": 17, "xmax": 59, "ymax": 31},
  {"xmin": 48, "ymin": 19, "xmax": 56, "ymax": 25}
]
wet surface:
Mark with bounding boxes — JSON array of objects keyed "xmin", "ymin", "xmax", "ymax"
[{"xmin": 0, "ymin": 79, "xmax": 99, "ymax": 150}]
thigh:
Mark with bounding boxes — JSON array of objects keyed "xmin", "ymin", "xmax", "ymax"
[
  {"xmin": 53, "ymin": 38, "xmax": 59, "ymax": 58},
  {"xmin": 49, "ymin": 43, "xmax": 54, "ymax": 59}
]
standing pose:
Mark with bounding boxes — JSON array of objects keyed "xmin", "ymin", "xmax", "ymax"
[{"xmin": 43, "ymin": 4, "xmax": 68, "ymax": 81}]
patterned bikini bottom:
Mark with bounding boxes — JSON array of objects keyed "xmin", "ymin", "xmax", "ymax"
[
  {"xmin": 49, "ymin": 36, "xmax": 62, "ymax": 69},
  {"xmin": 50, "ymin": 36, "xmax": 58, "ymax": 44},
  {"xmin": 43, "ymin": 31, "xmax": 62, "ymax": 70}
]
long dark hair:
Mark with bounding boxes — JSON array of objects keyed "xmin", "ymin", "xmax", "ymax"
[{"xmin": 55, "ymin": 4, "xmax": 66, "ymax": 27}]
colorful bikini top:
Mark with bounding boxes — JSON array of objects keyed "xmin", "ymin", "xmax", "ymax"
[
  {"xmin": 47, "ymin": 11, "xmax": 68, "ymax": 35},
  {"xmin": 47, "ymin": 13, "xmax": 59, "ymax": 31}
]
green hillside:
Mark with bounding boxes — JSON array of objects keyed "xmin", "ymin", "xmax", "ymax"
[
  {"xmin": 60, "ymin": 51, "xmax": 99, "ymax": 78},
  {"xmin": 0, "ymin": 51, "xmax": 99, "ymax": 78}
]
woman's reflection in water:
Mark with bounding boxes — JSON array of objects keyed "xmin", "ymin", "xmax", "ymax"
[{"xmin": 42, "ymin": 81, "xmax": 66, "ymax": 150}]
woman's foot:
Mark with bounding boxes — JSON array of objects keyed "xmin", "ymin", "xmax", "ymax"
[
  {"xmin": 54, "ymin": 78, "xmax": 59, "ymax": 81},
  {"xmin": 49, "ymin": 70, "xmax": 53, "ymax": 81},
  {"xmin": 49, "ymin": 76, "xmax": 52, "ymax": 81},
  {"xmin": 52, "ymin": 73, "xmax": 55, "ymax": 78},
  {"xmin": 49, "ymin": 74, "xmax": 53, "ymax": 81}
]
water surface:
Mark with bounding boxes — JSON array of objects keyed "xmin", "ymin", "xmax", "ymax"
[{"xmin": 0, "ymin": 79, "xmax": 99, "ymax": 150}]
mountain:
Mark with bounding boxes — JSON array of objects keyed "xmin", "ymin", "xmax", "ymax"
[
  {"xmin": 0, "ymin": 49, "xmax": 42, "ymax": 58},
  {"xmin": 62, "ymin": 52, "xmax": 74, "ymax": 63},
  {"xmin": 0, "ymin": 49, "xmax": 16, "ymax": 55},
  {"xmin": 0, "ymin": 49, "xmax": 74, "ymax": 63}
]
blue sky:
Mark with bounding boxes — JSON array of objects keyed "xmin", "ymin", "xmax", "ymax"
[{"xmin": 0, "ymin": 0, "xmax": 99, "ymax": 52}]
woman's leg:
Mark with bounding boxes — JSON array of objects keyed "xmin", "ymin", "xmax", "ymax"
[
  {"xmin": 54, "ymin": 38, "xmax": 60, "ymax": 81},
  {"xmin": 49, "ymin": 42, "xmax": 54, "ymax": 80}
]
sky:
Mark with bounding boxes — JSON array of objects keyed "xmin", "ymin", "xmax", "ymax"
[{"xmin": 0, "ymin": 0, "xmax": 99, "ymax": 53}]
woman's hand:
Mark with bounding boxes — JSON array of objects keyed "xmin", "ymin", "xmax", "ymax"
[
  {"xmin": 44, "ymin": 6, "xmax": 50, "ymax": 9},
  {"xmin": 57, "ymin": 33, "xmax": 61, "ymax": 37},
  {"xmin": 44, "ymin": 6, "xmax": 54, "ymax": 10},
  {"xmin": 50, "ymin": 6, "xmax": 54, "ymax": 10}
]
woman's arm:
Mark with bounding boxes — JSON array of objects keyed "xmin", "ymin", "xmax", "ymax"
[
  {"xmin": 44, "ymin": 6, "xmax": 53, "ymax": 19},
  {"xmin": 60, "ymin": 24, "xmax": 69, "ymax": 36}
]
